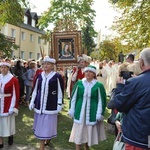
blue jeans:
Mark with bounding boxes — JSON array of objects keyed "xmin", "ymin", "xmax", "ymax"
[{"xmin": 25, "ymin": 85, "xmax": 32, "ymax": 102}]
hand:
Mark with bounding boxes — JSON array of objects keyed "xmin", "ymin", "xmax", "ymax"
[
  {"xmin": 68, "ymin": 110, "xmax": 74, "ymax": 118},
  {"xmin": 96, "ymin": 115, "xmax": 104, "ymax": 122},
  {"xmin": 57, "ymin": 105, "xmax": 62, "ymax": 113},
  {"xmin": 29, "ymin": 103, "xmax": 34, "ymax": 110},
  {"xmin": 132, "ymin": 74, "xmax": 136, "ymax": 77},
  {"xmin": 117, "ymin": 77, "xmax": 124, "ymax": 84},
  {"xmin": 9, "ymin": 110, "xmax": 14, "ymax": 115},
  {"xmin": 115, "ymin": 120, "xmax": 122, "ymax": 132}
]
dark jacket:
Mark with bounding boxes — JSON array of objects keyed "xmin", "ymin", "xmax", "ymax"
[
  {"xmin": 114, "ymin": 70, "xmax": 150, "ymax": 149},
  {"xmin": 30, "ymin": 71, "xmax": 64, "ymax": 114}
]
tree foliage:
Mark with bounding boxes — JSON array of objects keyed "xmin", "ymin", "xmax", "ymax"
[
  {"xmin": 0, "ymin": 33, "xmax": 19, "ymax": 57},
  {"xmin": 109, "ymin": 0, "xmax": 150, "ymax": 49},
  {"xmin": 81, "ymin": 21, "xmax": 96, "ymax": 55},
  {"xmin": 0, "ymin": 0, "xmax": 27, "ymax": 26},
  {"xmin": 91, "ymin": 37, "xmax": 129, "ymax": 62},
  {"xmin": 38, "ymin": 0, "xmax": 96, "ymax": 30},
  {"xmin": 0, "ymin": 0, "xmax": 27, "ymax": 57}
]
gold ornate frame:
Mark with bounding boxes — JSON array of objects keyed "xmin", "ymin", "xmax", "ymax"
[{"xmin": 51, "ymin": 31, "xmax": 82, "ymax": 66}]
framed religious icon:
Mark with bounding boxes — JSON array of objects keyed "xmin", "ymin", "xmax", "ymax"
[{"xmin": 51, "ymin": 31, "xmax": 82, "ymax": 65}]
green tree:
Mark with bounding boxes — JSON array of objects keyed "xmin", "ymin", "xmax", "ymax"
[
  {"xmin": 91, "ymin": 37, "xmax": 129, "ymax": 62},
  {"xmin": 82, "ymin": 22, "xmax": 96, "ymax": 55},
  {"xmin": 0, "ymin": 0, "xmax": 27, "ymax": 26},
  {"xmin": 0, "ymin": 0, "xmax": 27, "ymax": 57},
  {"xmin": 38, "ymin": 0, "xmax": 96, "ymax": 30},
  {"xmin": 99, "ymin": 40, "xmax": 117, "ymax": 61},
  {"xmin": 109, "ymin": 0, "xmax": 150, "ymax": 49},
  {"xmin": 0, "ymin": 33, "xmax": 19, "ymax": 57}
]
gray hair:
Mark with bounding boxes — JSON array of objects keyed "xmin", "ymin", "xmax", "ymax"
[{"xmin": 140, "ymin": 48, "xmax": 150, "ymax": 66}]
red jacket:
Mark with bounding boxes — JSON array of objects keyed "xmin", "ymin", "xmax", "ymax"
[{"xmin": 0, "ymin": 73, "xmax": 20, "ymax": 116}]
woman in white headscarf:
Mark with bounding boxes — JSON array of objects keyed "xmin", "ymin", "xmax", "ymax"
[{"xmin": 68, "ymin": 65, "xmax": 106, "ymax": 150}]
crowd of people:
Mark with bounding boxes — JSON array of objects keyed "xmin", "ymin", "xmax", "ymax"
[{"xmin": 0, "ymin": 47, "xmax": 150, "ymax": 150}]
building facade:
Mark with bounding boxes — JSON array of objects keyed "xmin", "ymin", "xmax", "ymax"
[{"xmin": 0, "ymin": 8, "xmax": 49, "ymax": 60}]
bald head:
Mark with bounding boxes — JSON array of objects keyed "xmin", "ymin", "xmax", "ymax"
[{"xmin": 140, "ymin": 48, "xmax": 150, "ymax": 66}]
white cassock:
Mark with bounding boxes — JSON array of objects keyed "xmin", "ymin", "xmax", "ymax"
[
  {"xmin": 103, "ymin": 65, "xmax": 111, "ymax": 94},
  {"xmin": 111, "ymin": 64, "xmax": 118, "ymax": 89},
  {"xmin": 97, "ymin": 68, "xmax": 107, "ymax": 90},
  {"xmin": 66, "ymin": 69, "xmax": 73, "ymax": 98},
  {"xmin": 105, "ymin": 66, "xmax": 114, "ymax": 94}
]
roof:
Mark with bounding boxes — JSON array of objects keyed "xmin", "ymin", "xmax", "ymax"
[{"xmin": 21, "ymin": 23, "xmax": 45, "ymax": 34}]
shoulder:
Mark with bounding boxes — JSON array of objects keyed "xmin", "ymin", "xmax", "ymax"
[
  {"xmin": 36, "ymin": 68, "xmax": 43, "ymax": 74},
  {"xmin": 53, "ymin": 72, "xmax": 63, "ymax": 81},
  {"xmin": 73, "ymin": 67, "xmax": 77, "ymax": 72},
  {"xmin": 95, "ymin": 80, "xmax": 104, "ymax": 87},
  {"xmin": 73, "ymin": 80, "xmax": 82, "ymax": 88},
  {"xmin": 55, "ymin": 72, "xmax": 62, "ymax": 77},
  {"xmin": 11, "ymin": 76, "xmax": 19, "ymax": 82},
  {"xmin": 26, "ymin": 69, "xmax": 31, "ymax": 73}
]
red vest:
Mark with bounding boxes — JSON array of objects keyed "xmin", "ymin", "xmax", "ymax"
[{"xmin": 70, "ymin": 67, "xmax": 85, "ymax": 97}]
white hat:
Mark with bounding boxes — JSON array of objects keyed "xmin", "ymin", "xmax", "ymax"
[
  {"xmin": 77, "ymin": 54, "xmax": 88, "ymax": 62},
  {"xmin": 84, "ymin": 65, "xmax": 97, "ymax": 74},
  {"xmin": 0, "ymin": 61, "xmax": 11, "ymax": 67},
  {"xmin": 86, "ymin": 56, "xmax": 92, "ymax": 63},
  {"xmin": 43, "ymin": 56, "xmax": 56, "ymax": 64}
]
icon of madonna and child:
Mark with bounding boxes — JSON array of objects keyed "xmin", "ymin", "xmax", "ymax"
[{"xmin": 59, "ymin": 42, "xmax": 74, "ymax": 60}]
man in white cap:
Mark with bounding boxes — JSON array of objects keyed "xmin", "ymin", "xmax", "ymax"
[{"xmin": 67, "ymin": 54, "xmax": 88, "ymax": 99}]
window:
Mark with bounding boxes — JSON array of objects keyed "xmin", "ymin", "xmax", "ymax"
[
  {"xmin": 30, "ymin": 34, "xmax": 33, "ymax": 42},
  {"xmin": 31, "ymin": 19, "xmax": 36, "ymax": 27},
  {"xmin": 37, "ymin": 53, "xmax": 40, "ymax": 60},
  {"xmin": 11, "ymin": 50, "xmax": 14, "ymax": 57},
  {"xmin": 21, "ymin": 32, "xmax": 25, "ymax": 40},
  {"xmin": 20, "ymin": 51, "xmax": 25, "ymax": 59},
  {"xmin": 38, "ymin": 37, "xmax": 41, "ymax": 44},
  {"xmin": 29, "ymin": 52, "xmax": 33, "ymax": 59},
  {"xmin": 44, "ymin": 39, "xmax": 47, "ymax": 45},
  {"xmin": 24, "ymin": 16, "xmax": 28, "ymax": 24},
  {"xmin": 11, "ymin": 29, "xmax": 15, "ymax": 37}
]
